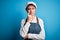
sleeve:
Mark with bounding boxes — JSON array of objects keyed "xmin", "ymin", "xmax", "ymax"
[
  {"xmin": 20, "ymin": 19, "xmax": 31, "ymax": 38},
  {"xmin": 28, "ymin": 18, "xmax": 45, "ymax": 40}
]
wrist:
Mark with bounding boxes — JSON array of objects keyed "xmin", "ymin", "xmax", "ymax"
[{"xmin": 27, "ymin": 20, "xmax": 31, "ymax": 23}]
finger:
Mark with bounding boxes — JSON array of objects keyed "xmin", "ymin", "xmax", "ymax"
[
  {"xmin": 28, "ymin": 13, "xmax": 31, "ymax": 16},
  {"xmin": 28, "ymin": 15, "xmax": 32, "ymax": 17}
]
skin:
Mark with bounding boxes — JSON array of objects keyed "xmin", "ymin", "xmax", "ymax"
[
  {"xmin": 24, "ymin": 5, "xmax": 36, "ymax": 39},
  {"xmin": 27, "ymin": 5, "xmax": 36, "ymax": 23}
]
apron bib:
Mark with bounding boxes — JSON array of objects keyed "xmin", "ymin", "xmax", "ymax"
[
  {"xmin": 28, "ymin": 23, "xmax": 41, "ymax": 34},
  {"xmin": 24, "ymin": 23, "xmax": 41, "ymax": 40}
]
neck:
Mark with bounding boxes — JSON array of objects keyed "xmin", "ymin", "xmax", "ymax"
[{"xmin": 32, "ymin": 15, "xmax": 35, "ymax": 19}]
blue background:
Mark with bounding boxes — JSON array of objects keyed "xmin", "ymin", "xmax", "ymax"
[{"xmin": 0, "ymin": 0, "xmax": 60, "ymax": 40}]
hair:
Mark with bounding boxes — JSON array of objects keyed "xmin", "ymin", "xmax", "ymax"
[{"xmin": 26, "ymin": 4, "xmax": 36, "ymax": 12}]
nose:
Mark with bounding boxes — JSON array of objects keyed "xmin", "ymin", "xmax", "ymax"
[{"xmin": 30, "ymin": 9, "xmax": 32, "ymax": 13}]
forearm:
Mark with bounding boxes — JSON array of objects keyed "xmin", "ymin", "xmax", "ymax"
[
  {"xmin": 27, "ymin": 29, "xmax": 45, "ymax": 40},
  {"xmin": 28, "ymin": 33, "xmax": 45, "ymax": 40},
  {"xmin": 20, "ymin": 22, "xmax": 30, "ymax": 38}
]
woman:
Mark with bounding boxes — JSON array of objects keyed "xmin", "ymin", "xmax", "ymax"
[{"xmin": 20, "ymin": 2, "xmax": 45, "ymax": 40}]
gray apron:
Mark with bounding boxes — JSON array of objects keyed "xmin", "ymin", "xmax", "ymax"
[{"xmin": 25, "ymin": 22, "xmax": 41, "ymax": 40}]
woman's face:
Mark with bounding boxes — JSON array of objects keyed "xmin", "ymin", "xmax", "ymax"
[{"xmin": 27, "ymin": 5, "xmax": 36, "ymax": 16}]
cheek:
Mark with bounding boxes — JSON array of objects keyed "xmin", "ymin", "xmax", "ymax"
[
  {"xmin": 33, "ymin": 9, "xmax": 36, "ymax": 13},
  {"xmin": 27, "ymin": 10, "xmax": 30, "ymax": 13}
]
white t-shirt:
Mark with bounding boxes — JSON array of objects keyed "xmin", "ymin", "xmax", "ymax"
[{"xmin": 20, "ymin": 16, "xmax": 45, "ymax": 40}]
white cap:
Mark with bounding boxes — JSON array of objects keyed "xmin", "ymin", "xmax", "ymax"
[{"xmin": 26, "ymin": 2, "xmax": 37, "ymax": 8}]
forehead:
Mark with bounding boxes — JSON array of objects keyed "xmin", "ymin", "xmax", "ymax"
[
  {"xmin": 27, "ymin": 4, "xmax": 36, "ymax": 8},
  {"xmin": 28, "ymin": 5, "xmax": 35, "ymax": 8}
]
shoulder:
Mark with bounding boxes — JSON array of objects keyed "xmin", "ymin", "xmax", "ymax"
[
  {"xmin": 21, "ymin": 19, "xmax": 26, "ymax": 24},
  {"xmin": 38, "ymin": 18, "xmax": 44, "ymax": 23},
  {"xmin": 21, "ymin": 19, "xmax": 26, "ymax": 22},
  {"xmin": 38, "ymin": 17, "xmax": 44, "ymax": 27}
]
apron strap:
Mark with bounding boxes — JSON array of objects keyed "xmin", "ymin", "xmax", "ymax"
[{"xmin": 24, "ymin": 16, "xmax": 39, "ymax": 26}]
